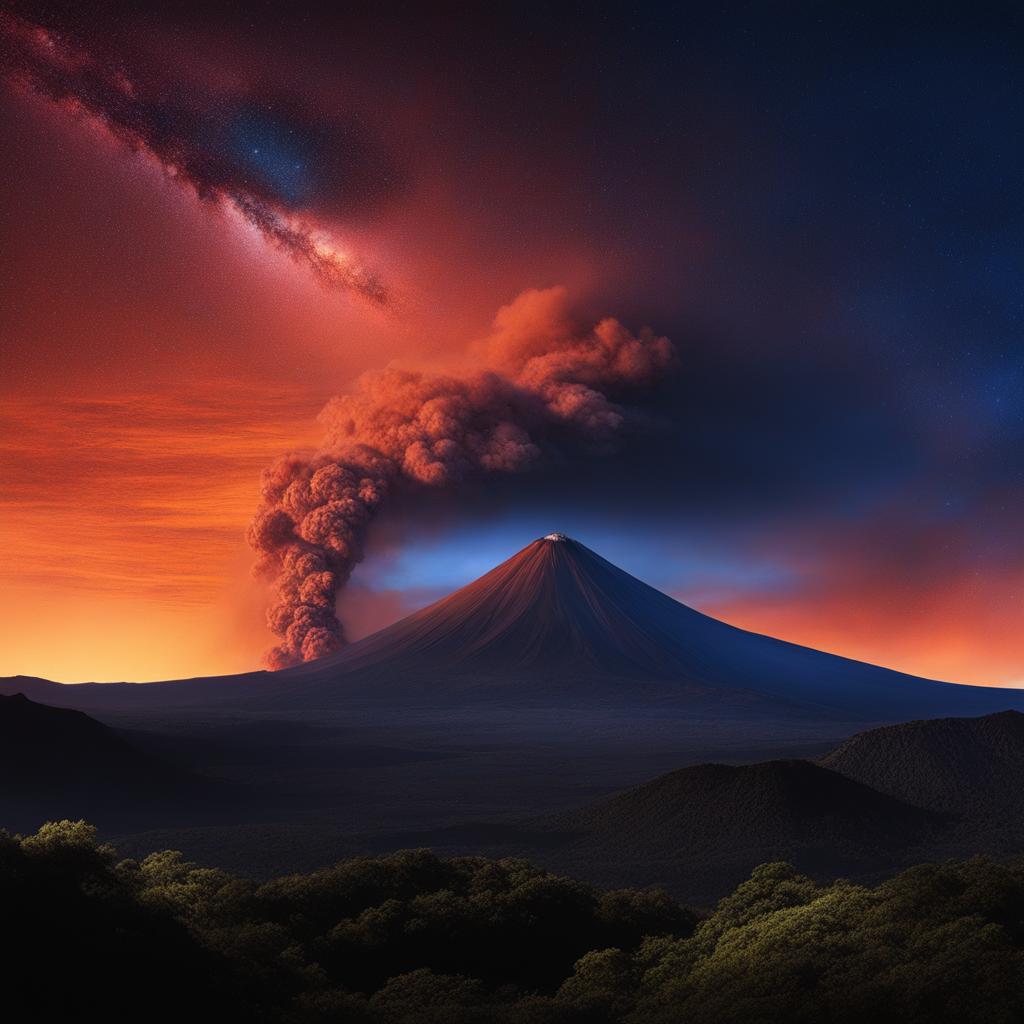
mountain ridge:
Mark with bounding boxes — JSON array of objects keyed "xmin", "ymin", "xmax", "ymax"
[
  {"xmin": 2, "ymin": 535, "xmax": 1022, "ymax": 721},
  {"xmin": 531, "ymin": 756, "xmax": 942, "ymax": 897},
  {"xmin": 0, "ymin": 692, "xmax": 188, "ymax": 802},
  {"xmin": 276, "ymin": 535, "xmax": 1024, "ymax": 718},
  {"xmin": 820, "ymin": 710, "xmax": 1024, "ymax": 814}
]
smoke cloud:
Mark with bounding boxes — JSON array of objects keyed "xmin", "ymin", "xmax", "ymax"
[
  {"xmin": 248, "ymin": 286, "xmax": 675, "ymax": 668},
  {"xmin": 0, "ymin": 13, "xmax": 391, "ymax": 305}
]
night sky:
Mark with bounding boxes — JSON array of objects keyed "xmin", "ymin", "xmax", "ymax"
[{"xmin": 1, "ymin": 2, "xmax": 1022, "ymax": 684}]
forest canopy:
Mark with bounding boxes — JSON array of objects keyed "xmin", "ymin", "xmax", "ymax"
[{"xmin": 6, "ymin": 821, "xmax": 1024, "ymax": 1023}]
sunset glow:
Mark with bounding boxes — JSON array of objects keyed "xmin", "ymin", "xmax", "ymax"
[{"xmin": 2, "ymin": 6, "xmax": 1021, "ymax": 686}]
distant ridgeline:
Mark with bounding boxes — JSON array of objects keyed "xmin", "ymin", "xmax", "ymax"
[{"xmin": 5, "ymin": 820, "xmax": 1024, "ymax": 1024}]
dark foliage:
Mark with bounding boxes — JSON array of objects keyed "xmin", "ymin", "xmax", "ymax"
[
  {"xmin": 0, "ymin": 821, "xmax": 235, "ymax": 1022},
  {"xmin": 7, "ymin": 822, "xmax": 1024, "ymax": 1023}
]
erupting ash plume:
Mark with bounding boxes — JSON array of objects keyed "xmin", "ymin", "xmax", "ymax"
[
  {"xmin": 0, "ymin": 13, "xmax": 390, "ymax": 305},
  {"xmin": 248, "ymin": 286, "xmax": 675, "ymax": 668}
]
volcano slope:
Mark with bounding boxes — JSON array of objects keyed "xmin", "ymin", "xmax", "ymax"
[
  {"xmin": 273, "ymin": 534, "xmax": 1024, "ymax": 719},
  {"xmin": 4, "ymin": 534, "xmax": 1021, "ymax": 724}
]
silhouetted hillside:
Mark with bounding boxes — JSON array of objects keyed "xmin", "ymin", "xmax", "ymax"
[
  {"xmin": 0, "ymin": 693, "xmax": 163, "ymax": 785},
  {"xmin": 543, "ymin": 759, "xmax": 940, "ymax": 895},
  {"xmin": 821, "ymin": 710, "xmax": 1024, "ymax": 815},
  {"xmin": 0, "ymin": 694, "xmax": 197, "ymax": 831}
]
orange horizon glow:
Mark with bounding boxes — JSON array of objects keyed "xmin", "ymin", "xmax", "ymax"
[
  {"xmin": 702, "ymin": 595, "xmax": 1024, "ymax": 691},
  {"xmin": 0, "ymin": 383, "xmax": 323, "ymax": 682}
]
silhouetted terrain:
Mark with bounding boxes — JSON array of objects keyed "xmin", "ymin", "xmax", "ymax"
[
  {"xmin": 821, "ymin": 710, "xmax": 1024, "ymax": 815},
  {"xmin": 2, "ymin": 540, "xmax": 1023, "ymax": 902},
  {"xmin": 539, "ymin": 759, "xmax": 942, "ymax": 895},
  {"xmin": 277, "ymin": 536, "xmax": 1023, "ymax": 721},
  {"xmin": 101, "ymin": 711, "xmax": 1024, "ymax": 906},
  {"xmin": 0, "ymin": 693, "xmax": 207, "ymax": 832},
  {"xmin": 0, "ymin": 692, "xmax": 145, "ymax": 784}
]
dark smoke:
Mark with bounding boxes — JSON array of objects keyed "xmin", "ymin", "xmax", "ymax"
[{"xmin": 248, "ymin": 286, "xmax": 676, "ymax": 668}]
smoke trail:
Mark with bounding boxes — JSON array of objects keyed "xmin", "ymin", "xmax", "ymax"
[
  {"xmin": 0, "ymin": 13, "xmax": 391, "ymax": 306},
  {"xmin": 248, "ymin": 286, "xmax": 675, "ymax": 668}
]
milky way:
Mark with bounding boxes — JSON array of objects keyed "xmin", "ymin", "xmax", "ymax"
[{"xmin": 0, "ymin": 12, "xmax": 394, "ymax": 305}]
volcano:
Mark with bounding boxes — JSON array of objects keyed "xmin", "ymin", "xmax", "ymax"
[
  {"xmin": 3, "ymin": 534, "xmax": 1022, "ymax": 721},
  {"xmin": 276, "ymin": 534, "xmax": 1024, "ymax": 719}
]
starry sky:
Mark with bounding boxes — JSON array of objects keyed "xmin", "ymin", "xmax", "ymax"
[{"xmin": 1, "ymin": 1, "xmax": 1022, "ymax": 685}]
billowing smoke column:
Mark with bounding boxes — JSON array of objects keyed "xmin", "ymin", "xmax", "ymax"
[
  {"xmin": 248, "ymin": 286, "xmax": 675, "ymax": 668},
  {"xmin": 0, "ymin": 13, "xmax": 391, "ymax": 305}
]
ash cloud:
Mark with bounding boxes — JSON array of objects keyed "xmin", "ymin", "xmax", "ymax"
[
  {"xmin": 248, "ymin": 286, "xmax": 675, "ymax": 668},
  {"xmin": 0, "ymin": 13, "xmax": 394, "ymax": 305}
]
